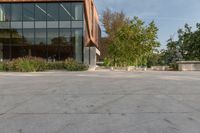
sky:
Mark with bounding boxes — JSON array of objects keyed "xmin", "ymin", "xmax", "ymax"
[{"xmin": 94, "ymin": 0, "xmax": 200, "ymax": 49}]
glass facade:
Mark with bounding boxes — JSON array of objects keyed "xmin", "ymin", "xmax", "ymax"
[{"xmin": 0, "ymin": 2, "xmax": 84, "ymax": 62}]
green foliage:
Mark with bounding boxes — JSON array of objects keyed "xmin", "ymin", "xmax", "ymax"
[
  {"xmin": 1, "ymin": 57, "xmax": 88, "ymax": 72},
  {"xmin": 47, "ymin": 62, "xmax": 64, "ymax": 70},
  {"xmin": 2, "ymin": 61, "xmax": 15, "ymax": 71},
  {"xmin": 64, "ymin": 58, "xmax": 88, "ymax": 71},
  {"xmin": 163, "ymin": 23, "xmax": 200, "ymax": 65},
  {"xmin": 105, "ymin": 17, "xmax": 159, "ymax": 67},
  {"xmin": 147, "ymin": 51, "xmax": 166, "ymax": 67},
  {"xmin": 0, "ymin": 62, "xmax": 3, "ymax": 71},
  {"xmin": 3, "ymin": 57, "xmax": 47, "ymax": 72}
]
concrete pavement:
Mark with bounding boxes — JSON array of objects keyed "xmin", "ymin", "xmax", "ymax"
[{"xmin": 0, "ymin": 71, "xmax": 200, "ymax": 133}]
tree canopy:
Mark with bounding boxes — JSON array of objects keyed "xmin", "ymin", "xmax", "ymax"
[
  {"xmin": 162, "ymin": 23, "xmax": 200, "ymax": 66},
  {"xmin": 102, "ymin": 10, "xmax": 160, "ymax": 67}
]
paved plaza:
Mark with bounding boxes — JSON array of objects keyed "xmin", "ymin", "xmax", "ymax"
[{"xmin": 0, "ymin": 71, "xmax": 200, "ymax": 133}]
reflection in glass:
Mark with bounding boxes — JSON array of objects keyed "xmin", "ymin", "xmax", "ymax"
[
  {"xmin": 47, "ymin": 28, "xmax": 58, "ymax": 45},
  {"xmin": 11, "ymin": 29, "xmax": 23, "ymax": 40},
  {"xmin": 47, "ymin": 21, "xmax": 58, "ymax": 28},
  {"xmin": 47, "ymin": 3, "xmax": 59, "ymax": 21},
  {"xmin": 35, "ymin": 21, "xmax": 46, "ymax": 28},
  {"xmin": 23, "ymin": 3, "xmax": 35, "ymax": 21},
  {"xmin": 59, "ymin": 29, "xmax": 71, "ymax": 45},
  {"xmin": 71, "ymin": 3, "xmax": 83, "ymax": 20},
  {"xmin": 35, "ymin": 3, "xmax": 46, "ymax": 21},
  {"xmin": 11, "ymin": 22, "xmax": 22, "ymax": 28},
  {"xmin": 0, "ymin": 2, "xmax": 84, "ymax": 62},
  {"xmin": 23, "ymin": 22, "xmax": 34, "ymax": 28},
  {"xmin": 0, "ymin": 4, "xmax": 11, "ymax": 21},
  {"xmin": 0, "ymin": 29, "xmax": 11, "ymax": 59},
  {"xmin": 0, "ymin": 22, "xmax": 10, "ymax": 29},
  {"xmin": 23, "ymin": 29, "xmax": 34, "ymax": 56},
  {"xmin": 11, "ymin": 29, "xmax": 27, "ymax": 58},
  {"xmin": 35, "ymin": 28, "xmax": 46, "ymax": 45},
  {"xmin": 59, "ymin": 3, "xmax": 72, "ymax": 21},
  {"xmin": 11, "ymin": 4, "xmax": 22, "ymax": 21},
  {"xmin": 23, "ymin": 29, "xmax": 34, "ymax": 45},
  {"xmin": 35, "ymin": 28, "xmax": 47, "ymax": 58},
  {"xmin": 59, "ymin": 21, "xmax": 70, "ymax": 28},
  {"xmin": 72, "ymin": 21, "xmax": 83, "ymax": 28},
  {"xmin": 47, "ymin": 28, "xmax": 59, "ymax": 60}
]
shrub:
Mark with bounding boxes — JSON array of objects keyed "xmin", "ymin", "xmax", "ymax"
[
  {"xmin": 169, "ymin": 62, "xmax": 178, "ymax": 71},
  {"xmin": 0, "ymin": 62, "xmax": 3, "ymax": 71},
  {"xmin": 64, "ymin": 58, "xmax": 88, "ymax": 71},
  {"xmin": 1, "ymin": 57, "xmax": 88, "ymax": 72},
  {"xmin": 3, "ymin": 57, "xmax": 47, "ymax": 72},
  {"xmin": 2, "ymin": 61, "xmax": 15, "ymax": 71},
  {"xmin": 47, "ymin": 62, "xmax": 64, "ymax": 70}
]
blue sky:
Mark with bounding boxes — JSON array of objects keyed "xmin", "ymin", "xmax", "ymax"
[{"xmin": 94, "ymin": 0, "xmax": 200, "ymax": 49}]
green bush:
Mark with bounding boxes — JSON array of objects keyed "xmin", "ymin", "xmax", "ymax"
[
  {"xmin": 169, "ymin": 62, "xmax": 178, "ymax": 71},
  {"xmin": 47, "ymin": 62, "xmax": 64, "ymax": 70},
  {"xmin": 0, "ymin": 62, "xmax": 3, "ymax": 71},
  {"xmin": 64, "ymin": 58, "xmax": 88, "ymax": 71},
  {"xmin": 3, "ymin": 57, "xmax": 47, "ymax": 72},
  {"xmin": 1, "ymin": 57, "xmax": 88, "ymax": 72},
  {"xmin": 2, "ymin": 61, "xmax": 15, "ymax": 71}
]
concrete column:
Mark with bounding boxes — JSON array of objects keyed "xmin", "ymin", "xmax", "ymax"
[
  {"xmin": 0, "ymin": 43, "xmax": 3, "ymax": 62},
  {"xmin": 74, "ymin": 30, "xmax": 83, "ymax": 63},
  {"xmin": 84, "ymin": 47, "xmax": 100, "ymax": 70},
  {"xmin": 84, "ymin": 47, "xmax": 90, "ymax": 65}
]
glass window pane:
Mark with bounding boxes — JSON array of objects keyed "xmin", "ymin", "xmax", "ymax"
[
  {"xmin": 59, "ymin": 28, "xmax": 71, "ymax": 45},
  {"xmin": 34, "ymin": 28, "xmax": 47, "ymax": 59},
  {"xmin": 23, "ymin": 29, "xmax": 34, "ymax": 57},
  {"xmin": 23, "ymin": 3, "xmax": 35, "ymax": 21},
  {"xmin": 11, "ymin": 22, "xmax": 22, "ymax": 28},
  {"xmin": 0, "ymin": 4, "xmax": 11, "ymax": 21},
  {"xmin": 35, "ymin": 3, "xmax": 46, "ymax": 21},
  {"xmin": 47, "ymin": 3, "xmax": 58, "ymax": 21},
  {"xmin": 23, "ymin": 29, "xmax": 34, "ymax": 45},
  {"xmin": 0, "ymin": 29, "xmax": 11, "ymax": 59},
  {"xmin": 0, "ymin": 22, "xmax": 10, "ymax": 29},
  {"xmin": 35, "ymin": 28, "xmax": 46, "ymax": 45},
  {"xmin": 11, "ymin": 29, "xmax": 26, "ymax": 58},
  {"xmin": 71, "ymin": 3, "xmax": 83, "ymax": 20},
  {"xmin": 47, "ymin": 21, "xmax": 58, "ymax": 28},
  {"xmin": 47, "ymin": 28, "xmax": 59, "ymax": 60},
  {"xmin": 47, "ymin": 28, "xmax": 58, "ymax": 45},
  {"xmin": 59, "ymin": 21, "xmax": 70, "ymax": 28},
  {"xmin": 35, "ymin": 21, "xmax": 46, "ymax": 28},
  {"xmin": 0, "ymin": 29, "xmax": 10, "ymax": 39},
  {"xmin": 11, "ymin": 4, "xmax": 22, "ymax": 21},
  {"xmin": 23, "ymin": 22, "xmax": 34, "ymax": 28},
  {"xmin": 59, "ymin": 3, "xmax": 71, "ymax": 21},
  {"xmin": 72, "ymin": 21, "xmax": 83, "ymax": 28},
  {"xmin": 11, "ymin": 29, "xmax": 23, "ymax": 39}
]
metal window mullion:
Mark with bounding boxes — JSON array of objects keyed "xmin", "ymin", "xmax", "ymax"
[
  {"xmin": 34, "ymin": 3, "xmax": 36, "ymax": 55},
  {"xmin": 82, "ymin": 21, "xmax": 84, "ymax": 63},
  {"xmin": 9, "ymin": 3, "xmax": 12, "ymax": 60},
  {"xmin": 70, "ymin": 3, "xmax": 73, "ymax": 58},
  {"xmin": 22, "ymin": 3, "xmax": 24, "ymax": 54},
  {"xmin": 58, "ymin": 2, "xmax": 60, "ymax": 60},
  {"xmin": 46, "ymin": 2, "xmax": 48, "ymax": 60}
]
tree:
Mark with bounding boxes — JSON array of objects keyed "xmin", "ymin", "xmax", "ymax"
[
  {"xmin": 164, "ymin": 23, "xmax": 200, "ymax": 64},
  {"xmin": 105, "ymin": 17, "xmax": 160, "ymax": 67},
  {"xmin": 102, "ymin": 9, "xmax": 128, "ymax": 44},
  {"xmin": 179, "ymin": 23, "xmax": 200, "ymax": 60}
]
